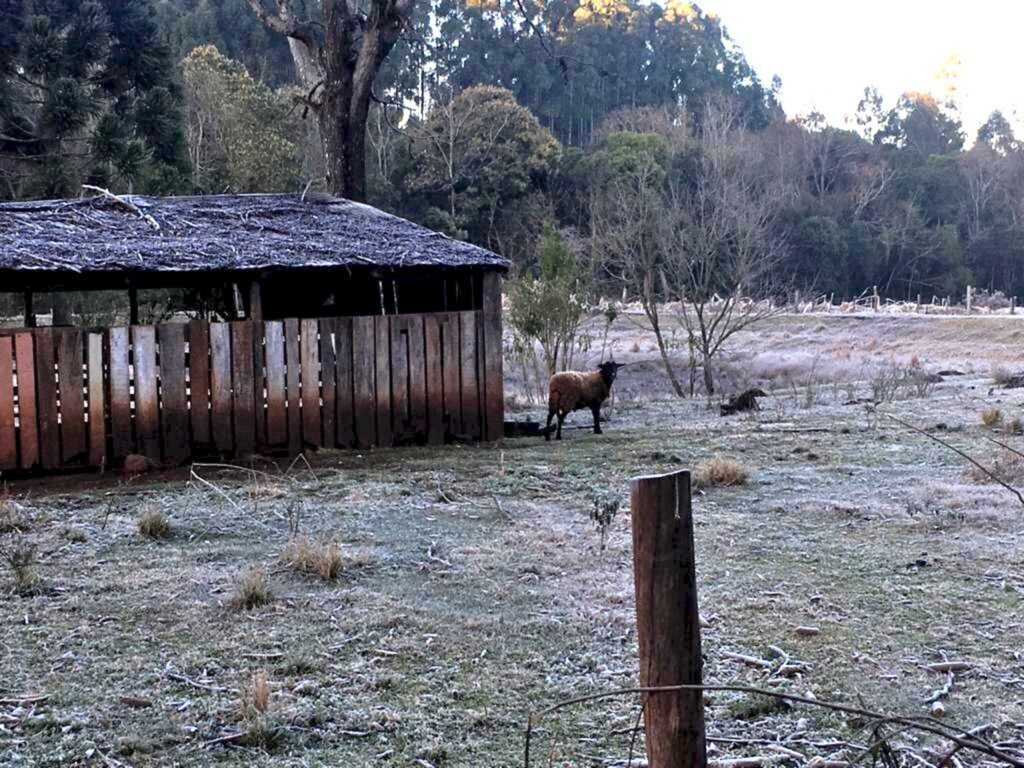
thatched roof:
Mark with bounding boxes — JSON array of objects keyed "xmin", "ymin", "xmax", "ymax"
[{"xmin": 0, "ymin": 193, "xmax": 508, "ymax": 277}]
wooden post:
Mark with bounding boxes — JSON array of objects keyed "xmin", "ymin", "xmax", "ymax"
[
  {"xmin": 872, "ymin": 285, "xmax": 879, "ymax": 312},
  {"xmin": 24, "ymin": 291, "xmax": 36, "ymax": 328},
  {"xmin": 631, "ymin": 469, "xmax": 706, "ymax": 768},
  {"xmin": 128, "ymin": 284, "xmax": 139, "ymax": 326},
  {"xmin": 248, "ymin": 279, "xmax": 263, "ymax": 323},
  {"xmin": 1012, "ymin": 297, "xmax": 1016, "ymax": 315},
  {"xmin": 966, "ymin": 285, "xmax": 973, "ymax": 314}
]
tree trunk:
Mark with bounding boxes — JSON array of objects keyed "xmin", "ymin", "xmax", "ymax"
[
  {"xmin": 702, "ymin": 350, "xmax": 715, "ymax": 396},
  {"xmin": 644, "ymin": 301, "xmax": 686, "ymax": 397}
]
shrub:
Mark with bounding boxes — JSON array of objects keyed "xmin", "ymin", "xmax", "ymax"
[
  {"xmin": 281, "ymin": 537, "xmax": 343, "ymax": 581},
  {"xmin": 2, "ymin": 539, "xmax": 39, "ymax": 595},
  {"xmin": 0, "ymin": 498, "xmax": 29, "ymax": 534},
  {"xmin": 138, "ymin": 506, "xmax": 170, "ymax": 539},
  {"xmin": 696, "ymin": 456, "xmax": 749, "ymax": 488},
  {"xmin": 980, "ymin": 408, "xmax": 1003, "ymax": 429},
  {"xmin": 231, "ymin": 568, "xmax": 272, "ymax": 610},
  {"xmin": 589, "ymin": 492, "xmax": 622, "ymax": 551},
  {"xmin": 992, "ymin": 364, "xmax": 1015, "ymax": 387}
]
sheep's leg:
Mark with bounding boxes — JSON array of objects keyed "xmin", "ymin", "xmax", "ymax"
[
  {"xmin": 556, "ymin": 411, "xmax": 566, "ymax": 440},
  {"xmin": 591, "ymin": 405, "xmax": 602, "ymax": 434},
  {"xmin": 545, "ymin": 409, "xmax": 556, "ymax": 442}
]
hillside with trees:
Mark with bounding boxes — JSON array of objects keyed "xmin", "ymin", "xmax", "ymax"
[{"xmin": 4, "ymin": 0, "xmax": 1024, "ymax": 301}]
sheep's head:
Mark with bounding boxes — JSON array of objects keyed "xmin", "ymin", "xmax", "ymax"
[{"xmin": 599, "ymin": 361, "xmax": 625, "ymax": 387}]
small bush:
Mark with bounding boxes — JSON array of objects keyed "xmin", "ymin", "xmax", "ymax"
[
  {"xmin": 981, "ymin": 408, "xmax": 1003, "ymax": 429},
  {"xmin": 589, "ymin": 492, "xmax": 622, "ymax": 551},
  {"xmin": 231, "ymin": 568, "xmax": 272, "ymax": 611},
  {"xmin": 138, "ymin": 506, "xmax": 170, "ymax": 539},
  {"xmin": 696, "ymin": 456, "xmax": 749, "ymax": 488},
  {"xmin": 1010, "ymin": 417, "xmax": 1024, "ymax": 435},
  {"xmin": 281, "ymin": 537, "xmax": 343, "ymax": 581},
  {"xmin": 62, "ymin": 527, "xmax": 87, "ymax": 543},
  {"xmin": 2, "ymin": 540, "xmax": 39, "ymax": 595},
  {"xmin": 992, "ymin": 365, "xmax": 1015, "ymax": 386}
]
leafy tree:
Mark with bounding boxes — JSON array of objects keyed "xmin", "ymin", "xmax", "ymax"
[
  {"xmin": 0, "ymin": 0, "xmax": 189, "ymax": 198},
  {"xmin": 181, "ymin": 45, "xmax": 306, "ymax": 192},
  {"xmin": 404, "ymin": 85, "xmax": 560, "ymax": 253}
]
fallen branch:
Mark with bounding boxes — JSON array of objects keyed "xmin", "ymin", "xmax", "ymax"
[
  {"xmin": 81, "ymin": 185, "xmax": 160, "ymax": 231},
  {"xmin": 884, "ymin": 414, "xmax": 1024, "ymax": 507},
  {"xmin": 523, "ymin": 684, "xmax": 1024, "ymax": 768}
]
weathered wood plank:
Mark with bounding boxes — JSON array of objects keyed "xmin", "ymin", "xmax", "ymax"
[
  {"xmin": 373, "ymin": 315, "xmax": 391, "ymax": 447},
  {"xmin": 300, "ymin": 318, "xmax": 320, "ymax": 447},
  {"xmin": 482, "ymin": 273, "xmax": 504, "ymax": 442},
  {"xmin": 335, "ymin": 317, "xmax": 355, "ymax": 447},
  {"xmin": 0, "ymin": 337, "xmax": 15, "ymax": 470},
  {"xmin": 459, "ymin": 311, "xmax": 481, "ymax": 440},
  {"xmin": 352, "ymin": 316, "xmax": 376, "ymax": 447},
  {"xmin": 87, "ymin": 333, "xmax": 105, "ymax": 467},
  {"xmin": 34, "ymin": 329, "xmax": 59, "ymax": 469},
  {"xmin": 158, "ymin": 324, "xmax": 189, "ymax": 466},
  {"xmin": 264, "ymin": 321, "xmax": 287, "ymax": 446},
  {"xmin": 253, "ymin": 322, "xmax": 266, "ymax": 449},
  {"xmin": 14, "ymin": 333, "xmax": 38, "ymax": 469},
  {"xmin": 390, "ymin": 317, "xmax": 410, "ymax": 441},
  {"xmin": 133, "ymin": 326, "xmax": 160, "ymax": 463},
  {"xmin": 319, "ymin": 318, "xmax": 337, "ymax": 448},
  {"xmin": 210, "ymin": 322, "xmax": 234, "ymax": 453},
  {"xmin": 188, "ymin": 320, "xmax": 211, "ymax": 446},
  {"xmin": 231, "ymin": 321, "xmax": 255, "ymax": 456},
  {"xmin": 57, "ymin": 329, "xmax": 85, "ymax": 463},
  {"xmin": 424, "ymin": 315, "xmax": 444, "ymax": 445},
  {"xmin": 108, "ymin": 327, "xmax": 132, "ymax": 459},
  {"xmin": 285, "ymin": 318, "xmax": 301, "ymax": 455},
  {"xmin": 441, "ymin": 313, "xmax": 461, "ymax": 441}
]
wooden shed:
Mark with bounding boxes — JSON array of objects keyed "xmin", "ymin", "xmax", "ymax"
[{"xmin": 0, "ymin": 193, "xmax": 507, "ymax": 474}]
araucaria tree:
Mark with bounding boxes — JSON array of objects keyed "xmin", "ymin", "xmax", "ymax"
[
  {"xmin": 245, "ymin": 0, "xmax": 416, "ymax": 201},
  {"xmin": 0, "ymin": 0, "xmax": 189, "ymax": 198}
]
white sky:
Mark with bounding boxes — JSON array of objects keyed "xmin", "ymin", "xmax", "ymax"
[{"xmin": 701, "ymin": 0, "xmax": 1024, "ymax": 139}]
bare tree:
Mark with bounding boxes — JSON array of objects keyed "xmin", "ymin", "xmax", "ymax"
[{"xmin": 245, "ymin": 0, "xmax": 416, "ymax": 201}]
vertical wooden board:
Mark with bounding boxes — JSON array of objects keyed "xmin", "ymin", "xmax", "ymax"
[
  {"xmin": 0, "ymin": 337, "xmax": 15, "ymax": 470},
  {"xmin": 318, "ymin": 318, "xmax": 337, "ymax": 448},
  {"xmin": 373, "ymin": 315, "xmax": 392, "ymax": 447},
  {"xmin": 264, "ymin": 321, "xmax": 287, "ymax": 446},
  {"xmin": 459, "ymin": 311, "xmax": 481, "ymax": 440},
  {"xmin": 390, "ymin": 316, "xmax": 410, "ymax": 440},
  {"xmin": 188, "ymin": 321, "xmax": 211, "ymax": 446},
  {"xmin": 108, "ymin": 327, "xmax": 133, "ymax": 459},
  {"xmin": 14, "ymin": 333, "xmax": 38, "ymax": 469},
  {"xmin": 158, "ymin": 324, "xmax": 189, "ymax": 465},
  {"xmin": 352, "ymin": 317, "xmax": 376, "ymax": 447},
  {"xmin": 56, "ymin": 329, "xmax": 85, "ymax": 463},
  {"xmin": 441, "ymin": 313, "xmax": 461, "ymax": 439},
  {"xmin": 252, "ymin": 322, "xmax": 266, "ymax": 449},
  {"xmin": 231, "ymin": 321, "xmax": 255, "ymax": 456},
  {"xmin": 482, "ymin": 273, "xmax": 504, "ymax": 442},
  {"xmin": 407, "ymin": 316, "xmax": 427, "ymax": 440},
  {"xmin": 132, "ymin": 326, "xmax": 160, "ymax": 463},
  {"xmin": 210, "ymin": 322, "xmax": 234, "ymax": 453},
  {"xmin": 284, "ymin": 318, "xmax": 301, "ymax": 455},
  {"xmin": 335, "ymin": 317, "xmax": 355, "ymax": 447},
  {"xmin": 87, "ymin": 333, "xmax": 106, "ymax": 467},
  {"xmin": 424, "ymin": 315, "xmax": 444, "ymax": 445},
  {"xmin": 34, "ymin": 328, "xmax": 59, "ymax": 469},
  {"xmin": 300, "ymin": 318, "xmax": 320, "ymax": 446}
]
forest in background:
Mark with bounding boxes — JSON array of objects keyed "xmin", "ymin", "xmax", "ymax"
[{"xmin": 3, "ymin": 0, "xmax": 1024, "ymax": 302}]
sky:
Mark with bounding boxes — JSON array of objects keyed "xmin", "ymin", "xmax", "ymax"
[{"xmin": 701, "ymin": 0, "xmax": 1023, "ymax": 139}]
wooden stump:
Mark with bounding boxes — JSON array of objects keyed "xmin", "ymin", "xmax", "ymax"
[{"xmin": 631, "ymin": 469, "xmax": 707, "ymax": 768}]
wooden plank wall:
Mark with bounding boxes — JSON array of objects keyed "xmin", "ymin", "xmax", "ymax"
[{"xmin": 0, "ymin": 310, "xmax": 498, "ymax": 474}]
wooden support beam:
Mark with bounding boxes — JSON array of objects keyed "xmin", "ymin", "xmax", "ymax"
[
  {"xmin": 248, "ymin": 279, "xmax": 264, "ymax": 323},
  {"xmin": 128, "ymin": 284, "xmax": 139, "ymax": 326},
  {"xmin": 630, "ymin": 469, "xmax": 707, "ymax": 768},
  {"xmin": 24, "ymin": 291, "xmax": 35, "ymax": 328}
]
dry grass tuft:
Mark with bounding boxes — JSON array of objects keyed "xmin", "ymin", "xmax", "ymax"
[
  {"xmin": 695, "ymin": 456, "xmax": 749, "ymax": 488},
  {"xmin": 281, "ymin": 537, "xmax": 343, "ymax": 581},
  {"xmin": 1010, "ymin": 417, "xmax": 1024, "ymax": 436},
  {"xmin": 138, "ymin": 506, "xmax": 170, "ymax": 539},
  {"xmin": 239, "ymin": 669, "xmax": 279, "ymax": 748},
  {"xmin": 0, "ymin": 497, "xmax": 30, "ymax": 534},
  {"xmin": 231, "ymin": 568, "xmax": 272, "ymax": 611},
  {"xmin": 2, "ymin": 539, "xmax": 39, "ymax": 595},
  {"xmin": 992, "ymin": 364, "xmax": 1015, "ymax": 386},
  {"xmin": 980, "ymin": 408, "xmax": 1003, "ymax": 429}
]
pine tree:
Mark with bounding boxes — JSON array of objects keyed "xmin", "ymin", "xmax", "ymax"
[{"xmin": 0, "ymin": 0, "xmax": 190, "ymax": 199}]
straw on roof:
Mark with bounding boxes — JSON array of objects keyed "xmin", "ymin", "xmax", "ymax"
[{"xmin": 0, "ymin": 193, "xmax": 509, "ymax": 275}]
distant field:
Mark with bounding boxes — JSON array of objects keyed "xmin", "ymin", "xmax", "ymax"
[{"xmin": 3, "ymin": 313, "xmax": 1024, "ymax": 766}]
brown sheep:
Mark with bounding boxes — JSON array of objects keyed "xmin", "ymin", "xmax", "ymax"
[{"xmin": 546, "ymin": 361, "xmax": 624, "ymax": 441}]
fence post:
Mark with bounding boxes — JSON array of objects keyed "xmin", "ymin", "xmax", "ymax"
[
  {"xmin": 1012, "ymin": 297, "xmax": 1016, "ymax": 315},
  {"xmin": 631, "ymin": 469, "xmax": 707, "ymax": 768},
  {"xmin": 966, "ymin": 285, "xmax": 973, "ymax": 314}
]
